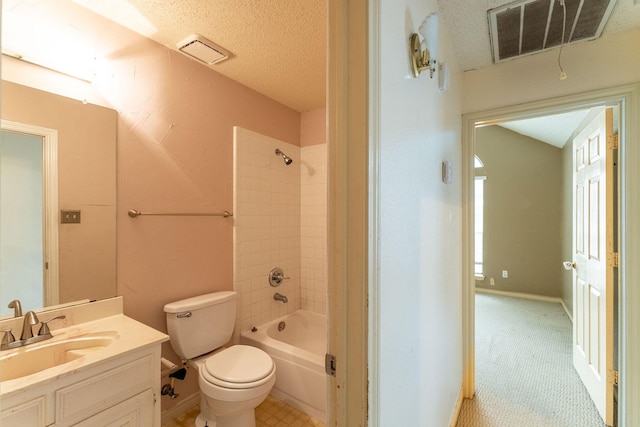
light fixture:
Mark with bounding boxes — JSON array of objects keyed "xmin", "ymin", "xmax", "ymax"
[{"xmin": 409, "ymin": 12, "xmax": 439, "ymax": 78}]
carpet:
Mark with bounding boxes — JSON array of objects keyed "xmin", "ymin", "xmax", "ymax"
[{"xmin": 456, "ymin": 292, "xmax": 606, "ymax": 427}]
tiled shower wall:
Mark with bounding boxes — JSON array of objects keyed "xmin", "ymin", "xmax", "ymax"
[
  {"xmin": 300, "ymin": 144, "xmax": 327, "ymax": 314},
  {"xmin": 233, "ymin": 127, "xmax": 301, "ymax": 333},
  {"xmin": 233, "ymin": 127, "xmax": 328, "ymax": 334}
]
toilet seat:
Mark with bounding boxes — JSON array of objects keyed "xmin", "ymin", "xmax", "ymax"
[{"xmin": 201, "ymin": 345, "xmax": 274, "ymax": 389}]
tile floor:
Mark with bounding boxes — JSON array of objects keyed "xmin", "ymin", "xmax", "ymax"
[{"xmin": 163, "ymin": 395, "xmax": 326, "ymax": 427}]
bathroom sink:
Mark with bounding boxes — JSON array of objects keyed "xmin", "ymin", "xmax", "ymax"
[{"xmin": 0, "ymin": 331, "xmax": 119, "ymax": 381}]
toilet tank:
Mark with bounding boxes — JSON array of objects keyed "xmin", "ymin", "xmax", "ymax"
[{"xmin": 164, "ymin": 291, "xmax": 237, "ymax": 359}]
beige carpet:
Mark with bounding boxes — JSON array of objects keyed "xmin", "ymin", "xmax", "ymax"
[{"xmin": 456, "ymin": 292, "xmax": 607, "ymax": 427}]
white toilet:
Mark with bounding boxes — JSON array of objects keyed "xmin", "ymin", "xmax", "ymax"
[{"xmin": 164, "ymin": 291, "xmax": 275, "ymax": 427}]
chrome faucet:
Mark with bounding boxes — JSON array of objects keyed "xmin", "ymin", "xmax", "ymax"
[
  {"xmin": 273, "ymin": 293, "xmax": 288, "ymax": 303},
  {"xmin": 1, "ymin": 312, "xmax": 66, "ymax": 351}
]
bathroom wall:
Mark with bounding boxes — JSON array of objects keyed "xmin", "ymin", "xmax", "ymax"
[
  {"xmin": 233, "ymin": 109, "xmax": 328, "ymax": 332},
  {"xmin": 300, "ymin": 108, "xmax": 328, "ymax": 314},
  {"xmin": 475, "ymin": 125, "xmax": 563, "ymax": 297},
  {"xmin": 300, "ymin": 143, "xmax": 328, "ymax": 314},
  {"xmin": 233, "ymin": 127, "xmax": 302, "ymax": 333}
]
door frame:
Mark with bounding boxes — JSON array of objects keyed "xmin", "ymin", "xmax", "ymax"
[
  {"xmin": 327, "ymin": 0, "xmax": 369, "ymax": 426},
  {"xmin": 1, "ymin": 119, "xmax": 59, "ymax": 307},
  {"xmin": 461, "ymin": 84, "xmax": 640, "ymax": 426}
]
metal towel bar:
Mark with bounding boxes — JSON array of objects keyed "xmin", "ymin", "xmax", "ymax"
[{"xmin": 128, "ymin": 210, "xmax": 232, "ymax": 218}]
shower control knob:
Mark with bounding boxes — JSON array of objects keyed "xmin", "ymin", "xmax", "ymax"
[{"xmin": 269, "ymin": 267, "xmax": 290, "ymax": 287}]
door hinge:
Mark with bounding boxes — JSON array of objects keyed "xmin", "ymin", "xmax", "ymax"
[
  {"xmin": 608, "ymin": 252, "xmax": 619, "ymax": 268},
  {"xmin": 608, "ymin": 369, "xmax": 619, "ymax": 386},
  {"xmin": 607, "ymin": 134, "xmax": 619, "ymax": 150},
  {"xmin": 325, "ymin": 353, "xmax": 336, "ymax": 377}
]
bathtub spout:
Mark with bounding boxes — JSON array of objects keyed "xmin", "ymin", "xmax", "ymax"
[{"xmin": 274, "ymin": 293, "xmax": 288, "ymax": 303}]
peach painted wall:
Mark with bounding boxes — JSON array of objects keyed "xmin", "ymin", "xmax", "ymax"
[{"xmin": 301, "ymin": 108, "xmax": 327, "ymax": 147}]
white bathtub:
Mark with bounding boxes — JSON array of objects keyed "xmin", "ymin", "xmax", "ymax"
[{"xmin": 240, "ymin": 310, "xmax": 327, "ymax": 422}]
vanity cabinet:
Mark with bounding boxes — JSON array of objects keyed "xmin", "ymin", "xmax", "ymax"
[{"xmin": 0, "ymin": 345, "xmax": 161, "ymax": 427}]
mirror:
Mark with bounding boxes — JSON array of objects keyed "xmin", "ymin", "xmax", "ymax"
[{"xmin": 0, "ymin": 80, "xmax": 117, "ymax": 316}]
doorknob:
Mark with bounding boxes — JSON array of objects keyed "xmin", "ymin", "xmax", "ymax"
[{"xmin": 563, "ymin": 261, "xmax": 576, "ymax": 270}]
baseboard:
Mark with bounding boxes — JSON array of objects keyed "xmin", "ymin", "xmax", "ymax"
[
  {"xmin": 560, "ymin": 298, "xmax": 573, "ymax": 323},
  {"xmin": 475, "ymin": 287, "xmax": 562, "ymax": 304},
  {"xmin": 160, "ymin": 392, "xmax": 200, "ymax": 425},
  {"xmin": 449, "ymin": 386, "xmax": 464, "ymax": 427}
]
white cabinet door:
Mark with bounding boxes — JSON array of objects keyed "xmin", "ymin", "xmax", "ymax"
[
  {"xmin": 71, "ymin": 390, "xmax": 153, "ymax": 427},
  {"xmin": 572, "ymin": 108, "xmax": 615, "ymax": 426},
  {"xmin": 0, "ymin": 396, "xmax": 46, "ymax": 427}
]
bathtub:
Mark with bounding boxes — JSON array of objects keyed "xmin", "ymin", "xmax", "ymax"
[{"xmin": 240, "ymin": 310, "xmax": 327, "ymax": 423}]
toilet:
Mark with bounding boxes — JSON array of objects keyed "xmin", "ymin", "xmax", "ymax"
[{"xmin": 164, "ymin": 291, "xmax": 275, "ymax": 427}]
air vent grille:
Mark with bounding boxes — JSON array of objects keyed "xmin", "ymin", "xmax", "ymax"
[
  {"xmin": 488, "ymin": 0, "xmax": 617, "ymax": 63},
  {"xmin": 176, "ymin": 34, "xmax": 230, "ymax": 65}
]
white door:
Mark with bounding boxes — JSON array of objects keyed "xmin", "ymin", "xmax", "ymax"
[{"xmin": 572, "ymin": 108, "xmax": 615, "ymax": 426}]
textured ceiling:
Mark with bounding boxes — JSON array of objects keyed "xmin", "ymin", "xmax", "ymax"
[
  {"xmin": 488, "ymin": 0, "xmax": 617, "ymax": 63},
  {"xmin": 3, "ymin": 0, "xmax": 639, "ymax": 115},
  {"xmin": 438, "ymin": 0, "xmax": 640, "ymax": 71},
  {"xmin": 74, "ymin": 0, "xmax": 638, "ymax": 110},
  {"xmin": 71, "ymin": 0, "xmax": 327, "ymax": 113}
]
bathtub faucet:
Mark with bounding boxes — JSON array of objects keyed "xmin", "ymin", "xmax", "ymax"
[{"xmin": 273, "ymin": 293, "xmax": 288, "ymax": 303}]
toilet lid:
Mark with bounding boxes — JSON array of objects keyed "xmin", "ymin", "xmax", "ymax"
[{"xmin": 203, "ymin": 345, "xmax": 274, "ymax": 387}]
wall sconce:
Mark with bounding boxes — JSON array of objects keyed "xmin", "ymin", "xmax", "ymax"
[{"xmin": 410, "ymin": 13, "xmax": 439, "ymax": 78}]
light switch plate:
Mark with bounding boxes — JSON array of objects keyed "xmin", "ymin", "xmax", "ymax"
[{"xmin": 61, "ymin": 210, "xmax": 81, "ymax": 224}]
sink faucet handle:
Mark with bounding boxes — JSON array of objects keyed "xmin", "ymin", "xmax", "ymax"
[
  {"xmin": 7, "ymin": 300, "xmax": 22, "ymax": 317},
  {"xmin": 0, "ymin": 328, "xmax": 16, "ymax": 345},
  {"xmin": 38, "ymin": 315, "xmax": 66, "ymax": 336}
]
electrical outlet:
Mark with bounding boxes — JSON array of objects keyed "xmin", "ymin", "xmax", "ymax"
[
  {"xmin": 490, "ymin": 278, "xmax": 495, "ymax": 286},
  {"xmin": 502, "ymin": 270, "xmax": 508, "ymax": 278}
]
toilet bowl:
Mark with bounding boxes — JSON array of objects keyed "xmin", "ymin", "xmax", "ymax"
[
  {"xmin": 191, "ymin": 345, "xmax": 276, "ymax": 427},
  {"xmin": 164, "ymin": 291, "xmax": 276, "ymax": 427}
]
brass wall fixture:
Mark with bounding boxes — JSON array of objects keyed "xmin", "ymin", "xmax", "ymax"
[{"xmin": 409, "ymin": 12, "xmax": 439, "ymax": 78}]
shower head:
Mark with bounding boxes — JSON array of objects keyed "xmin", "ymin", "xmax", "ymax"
[{"xmin": 275, "ymin": 148, "xmax": 293, "ymax": 165}]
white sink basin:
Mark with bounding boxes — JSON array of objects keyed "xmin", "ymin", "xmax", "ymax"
[{"xmin": 0, "ymin": 331, "xmax": 119, "ymax": 381}]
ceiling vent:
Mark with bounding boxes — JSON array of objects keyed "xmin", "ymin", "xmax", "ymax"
[
  {"xmin": 488, "ymin": 0, "xmax": 618, "ymax": 63},
  {"xmin": 176, "ymin": 34, "xmax": 230, "ymax": 65}
]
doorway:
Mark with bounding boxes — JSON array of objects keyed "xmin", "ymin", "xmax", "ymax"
[
  {"xmin": 461, "ymin": 84, "xmax": 640, "ymax": 427},
  {"xmin": 470, "ymin": 107, "xmax": 614, "ymax": 424},
  {"xmin": 0, "ymin": 120, "xmax": 59, "ymax": 311}
]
